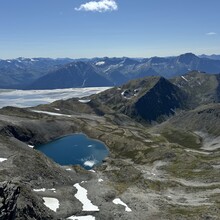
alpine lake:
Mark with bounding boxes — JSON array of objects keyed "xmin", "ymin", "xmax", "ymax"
[{"xmin": 34, "ymin": 133, "xmax": 109, "ymax": 170}]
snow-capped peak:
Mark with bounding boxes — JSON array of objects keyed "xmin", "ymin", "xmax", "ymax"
[{"xmin": 96, "ymin": 61, "xmax": 105, "ymax": 66}]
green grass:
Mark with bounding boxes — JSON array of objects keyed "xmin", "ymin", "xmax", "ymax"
[
  {"xmin": 162, "ymin": 128, "xmax": 202, "ymax": 150},
  {"xmin": 168, "ymin": 205, "xmax": 212, "ymax": 219}
]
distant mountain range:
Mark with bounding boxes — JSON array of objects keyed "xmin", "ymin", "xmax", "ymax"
[
  {"xmin": 1, "ymin": 53, "xmax": 220, "ymax": 89},
  {"xmin": 0, "ymin": 57, "xmax": 73, "ymax": 89},
  {"xmin": 199, "ymin": 54, "xmax": 220, "ymax": 60}
]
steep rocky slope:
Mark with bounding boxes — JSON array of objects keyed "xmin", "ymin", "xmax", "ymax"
[
  {"xmin": 157, "ymin": 103, "xmax": 220, "ymax": 137},
  {"xmin": 0, "ymin": 181, "xmax": 20, "ymax": 220},
  {"xmin": 172, "ymin": 71, "xmax": 220, "ymax": 108},
  {"xmin": 0, "ymin": 73, "xmax": 220, "ymax": 219},
  {"xmin": 92, "ymin": 76, "xmax": 188, "ymax": 122}
]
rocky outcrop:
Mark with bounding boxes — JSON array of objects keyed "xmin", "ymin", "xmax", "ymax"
[
  {"xmin": 15, "ymin": 185, "xmax": 56, "ymax": 220},
  {"xmin": 0, "ymin": 181, "xmax": 20, "ymax": 220},
  {"xmin": 0, "ymin": 125, "xmax": 35, "ymax": 143}
]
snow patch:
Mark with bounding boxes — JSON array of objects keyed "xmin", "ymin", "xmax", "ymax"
[
  {"xmin": 34, "ymin": 188, "xmax": 46, "ymax": 192},
  {"xmin": 181, "ymin": 76, "xmax": 188, "ymax": 82},
  {"xmin": 31, "ymin": 110, "xmax": 72, "ymax": 117},
  {"xmin": 83, "ymin": 160, "xmax": 97, "ymax": 168},
  {"xmin": 49, "ymin": 188, "xmax": 56, "ymax": 192},
  {"xmin": 104, "ymin": 67, "xmax": 111, "ymax": 73},
  {"xmin": 67, "ymin": 215, "xmax": 95, "ymax": 220},
  {"xmin": 96, "ymin": 61, "xmax": 105, "ymax": 66},
  {"xmin": 121, "ymin": 91, "xmax": 125, "ymax": 96},
  {"xmin": 34, "ymin": 188, "xmax": 56, "ymax": 193},
  {"xmin": 98, "ymin": 179, "xmax": 103, "ymax": 183},
  {"xmin": 78, "ymin": 99, "xmax": 91, "ymax": 103},
  {"xmin": 66, "ymin": 168, "xmax": 72, "ymax": 171},
  {"xmin": 121, "ymin": 90, "xmax": 133, "ymax": 99},
  {"xmin": 89, "ymin": 169, "xmax": 96, "ymax": 173},
  {"xmin": 82, "ymin": 79, "xmax": 87, "ymax": 87},
  {"xmin": 28, "ymin": 145, "xmax": 34, "ymax": 148},
  {"xmin": 43, "ymin": 197, "xmax": 59, "ymax": 212},
  {"xmin": 0, "ymin": 158, "xmax": 7, "ymax": 162},
  {"xmin": 113, "ymin": 198, "xmax": 132, "ymax": 212},
  {"xmin": 73, "ymin": 183, "xmax": 99, "ymax": 211}
]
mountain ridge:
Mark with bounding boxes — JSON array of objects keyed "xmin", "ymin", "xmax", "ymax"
[
  {"xmin": 1, "ymin": 53, "xmax": 220, "ymax": 89},
  {"xmin": 88, "ymin": 71, "xmax": 220, "ymax": 123}
]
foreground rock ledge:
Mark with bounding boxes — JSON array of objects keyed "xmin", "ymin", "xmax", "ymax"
[{"xmin": 0, "ymin": 181, "xmax": 20, "ymax": 220}]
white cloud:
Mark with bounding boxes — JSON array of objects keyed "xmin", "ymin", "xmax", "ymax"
[
  {"xmin": 75, "ymin": 0, "xmax": 118, "ymax": 12},
  {"xmin": 206, "ymin": 32, "xmax": 217, "ymax": 35}
]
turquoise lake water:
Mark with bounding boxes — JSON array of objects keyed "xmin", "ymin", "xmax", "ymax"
[{"xmin": 35, "ymin": 134, "xmax": 109, "ymax": 169}]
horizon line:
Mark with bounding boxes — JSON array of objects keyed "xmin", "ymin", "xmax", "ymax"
[{"xmin": 1, "ymin": 52, "xmax": 220, "ymax": 60}]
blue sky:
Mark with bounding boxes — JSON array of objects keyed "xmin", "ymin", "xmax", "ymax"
[{"xmin": 0, "ymin": 0, "xmax": 220, "ymax": 59}]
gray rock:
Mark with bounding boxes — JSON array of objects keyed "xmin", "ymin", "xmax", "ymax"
[{"xmin": 0, "ymin": 181, "xmax": 20, "ymax": 220}]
